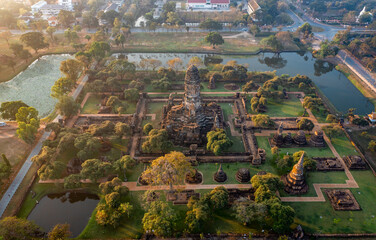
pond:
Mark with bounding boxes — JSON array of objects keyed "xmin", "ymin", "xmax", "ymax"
[
  {"xmin": 27, "ymin": 191, "xmax": 99, "ymax": 237},
  {"xmin": 0, "ymin": 54, "xmax": 72, "ymax": 118},
  {"xmin": 115, "ymin": 52, "xmax": 374, "ymax": 115}
]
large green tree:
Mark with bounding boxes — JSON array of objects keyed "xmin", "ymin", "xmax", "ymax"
[
  {"xmin": 48, "ymin": 223, "xmax": 71, "ymax": 240},
  {"xmin": 142, "ymin": 129, "xmax": 173, "ymax": 154},
  {"xmin": 80, "ymin": 158, "xmax": 113, "ymax": 182},
  {"xmin": 55, "ymin": 95, "xmax": 80, "ymax": 118},
  {"xmin": 206, "ymin": 128, "xmax": 233, "ymax": 155},
  {"xmin": 16, "ymin": 107, "xmax": 40, "ymax": 144},
  {"xmin": 0, "ymin": 101, "xmax": 29, "ymax": 120},
  {"xmin": 74, "ymin": 133, "xmax": 101, "ymax": 160},
  {"xmin": 51, "ymin": 77, "xmax": 75, "ymax": 98},
  {"xmin": 204, "ymin": 32, "xmax": 224, "ymax": 49},
  {"xmin": 142, "ymin": 200, "xmax": 177, "ymax": 237},
  {"xmin": 108, "ymin": 59, "xmax": 136, "ymax": 81},
  {"xmin": 60, "ymin": 59, "xmax": 83, "ymax": 82},
  {"xmin": 0, "ymin": 217, "xmax": 42, "ymax": 240},
  {"xmin": 88, "ymin": 41, "xmax": 111, "ymax": 60},
  {"xmin": 20, "ymin": 32, "xmax": 48, "ymax": 53}
]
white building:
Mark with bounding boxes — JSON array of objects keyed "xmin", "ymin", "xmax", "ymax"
[
  {"xmin": 135, "ymin": 16, "xmax": 149, "ymax": 27},
  {"xmin": 58, "ymin": 0, "xmax": 75, "ymax": 11},
  {"xmin": 40, "ymin": 4, "xmax": 64, "ymax": 19},
  {"xmin": 186, "ymin": 0, "xmax": 230, "ymax": 10},
  {"xmin": 31, "ymin": 0, "xmax": 47, "ymax": 14}
]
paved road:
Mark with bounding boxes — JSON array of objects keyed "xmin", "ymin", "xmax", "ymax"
[
  {"xmin": 337, "ymin": 50, "xmax": 376, "ymax": 93},
  {"xmin": 0, "ymin": 131, "xmax": 50, "ymax": 217}
]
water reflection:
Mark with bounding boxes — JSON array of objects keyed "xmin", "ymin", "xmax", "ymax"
[
  {"xmin": 258, "ymin": 55, "xmax": 288, "ymax": 69},
  {"xmin": 28, "ymin": 191, "xmax": 99, "ymax": 237},
  {"xmin": 314, "ymin": 60, "xmax": 335, "ymax": 77}
]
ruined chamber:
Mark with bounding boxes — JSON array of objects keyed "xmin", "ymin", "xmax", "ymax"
[{"xmin": 161, "ymin": 65, "xmax": 223, "ymax": 146}]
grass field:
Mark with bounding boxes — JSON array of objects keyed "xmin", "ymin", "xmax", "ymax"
[
  {"xmin": 81, "ymin": 94, "xmax": 137, "ymax": 114},
  {"xmin": 121, "ymin": 32, "xmax": 261, "ymax": 54},
  {"xmin": 348, "ymin": 128, "xmax": 376, "ymax": 170},
  {"xmin": 266, "ymin": 97, "xmax": 304, "ymax": 117},
  {"xmin": 326, "ymin": 131, "xmax": 358, "ymax": 157},
  {"xmin": 287, "ymin": 170, "xmax": 376, "ymax": 234},
  {"xmin": 246, "ymin": 96, "xmax": 304, "ymax": 117}
]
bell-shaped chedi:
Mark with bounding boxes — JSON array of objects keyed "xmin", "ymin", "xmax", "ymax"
[
  {"xmin": 283, "ymin": 152, "xmax": 308, "ymax": 194},
  {"xmin": 214, "ymin": 164, "xmax": 227, "ymax": 183},
  {"xmin": 272, "ymin": 122, "xmax": 284, "ymax": 147}
]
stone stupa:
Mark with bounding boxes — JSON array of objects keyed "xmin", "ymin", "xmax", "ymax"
[
  {"xmin": 214, "ymin": 164, "xmax": 227, "ymax": 183},
  {"xmin": 283, "ymin": 153, "xmax": 308, "ymax": 194}
]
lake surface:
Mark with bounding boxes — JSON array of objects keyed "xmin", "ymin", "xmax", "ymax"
[
  {"xmin": 1, "ymin": 52, "xmax": 373, "ymax": 117},
  {"xmin": 27, "ymin": 191, "xmax": 99, "ymax": 237},
  {"xmin": 0, "ymin": 54, "xmax": 72, "ymax": 117}
]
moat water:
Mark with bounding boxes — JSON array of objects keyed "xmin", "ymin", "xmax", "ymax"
[
  {"xmin": 0, "ymin": 52, "xmax": 373, "ymax": 117},
  {"xmin": 27, "ymin": 191, "xmax": 99, "ymax": 237}
]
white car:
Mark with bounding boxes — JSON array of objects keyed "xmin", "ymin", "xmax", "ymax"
[{"xmin": 0, "ymin": 122, "xmax": 6, "ymax": 127}]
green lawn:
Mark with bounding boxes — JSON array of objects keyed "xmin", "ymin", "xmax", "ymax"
[
  {"xmin": 287, "ymin": 170, "xmax": 376, "ymax": 234},
  {"xmin": 81, "ymin": 94, "xmax": 101, "ymax": 114},
  {"xmin": 266, "ymin": 97, "xmax": 304, "ymax": 117},
  {"xmin": 327, "ymin": 131, "xmax": 358, "ymax": 157},
  {"xmin": 196, "ymin": 162, "xmax": 251, "ymax": 184},
  {"xmin": 246, "ymin": 96, "xmax": 304, "ymax": 117},
  {"xmin": 201, "ymin": 82, "xmax": 240, "ymax": 92},
  {"xmin": 218, "ymin": 102, "xmax": 234, "ymax": 121}
]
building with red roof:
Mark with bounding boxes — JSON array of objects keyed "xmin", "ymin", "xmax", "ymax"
[{"xmin": 187, "ymin": 0, "xmax": 230, "ymax": 10}]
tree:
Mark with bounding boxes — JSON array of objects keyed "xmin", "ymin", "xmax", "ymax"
[
  {"xmin": 242, "ymin": 81, "xmax": 257, "ymax": 92},
  {"xmin": 64, "ymin": 28, "xmax": 79, "ymax": 43},
  {"xmin": 9, "ymin": 43, "xmax": 24, "ymax": 57},
  {"xmin": 0, "ymin": 217, "xmax": 42, "ymax": 240},
  {"xmin": 64, "ymin": 174, "xmax": 82, "ymax": 189},
  {"xmin": 199, "ymin": 19, "xmax": 223, "ymax": 31},
  {"xmin": 96, "ymin": 192, "xmax": 133, "ymax": 228},
  {"xmin": 252, "ymin": 114, "xmax": 274, "ymax": 128},
  {"xmin": 233, "ymin": 198, "xmax": 267, "ymax": 225},
  {"xmin": 20, "ymin": 32, "xmax": 48, "ymax": 54},
  {"xmin": 48, "ymin": 224, "xmax": 71, "ymax": 240},
  {"xmin": 0, "ymin": 101, "xmax": 29, "ymax": 120},
  {"xmin": 115, "ymin": 33, "xmax": 126, "ymax": 49},
  {"xmin": 115, "ymin": 122, "xmax": 130, "ymax": 137},
  {"xmin": 51, "ymin": 77, "xmax": 75, "ymax": 98},
  {"xmin": 207, "ymin": 186, "xmax": 229, "ymax": 209},
  {"xmin": 204, "ymin": 32, "xmax": 224, "ymax": 49},
  {"xmin": 124, "ymin": 88, "xmax": 139, "ymax": 102},
  {"xmin": 46, "ymin": 26, "xmax": 57, "ymax": 41},
  {"xmin": 88, "ymin": 41, "xmax": 111, "ymax": 60},
  {"xmin": 80, "ymin": 158, "xmax": 113, "ymax": 182},
  {"xmin": 185, "ymin": 197, "xmax": 210, "ymax": 233},
  {"xmin": 16, "ymin": 107, "xmax": 40, "ymax": 144},
  {"xmin": 60, "ymin": 59, "xmax": 83, "ymax": 82},
  {"xmin": 139, "ymin": 59, "xmax": 162, "ymax": 71},
  {"xmin": 368, "ymin": 140, "xmax": 376, "ymax": 152},
  {"xmin": 359, "ymin": 13, "xmax": 373, "ymax": 24},
  {"xmin": 269, "ymin": 202, "xmax": 295, "ymax": 234},
  {"xmin": 152, "ymin": 77, "xmax": 171, "ymax": 90},
  {"xmin": 167, "ymin": 57, "xmax": 183, "ymax": 71},
  {"xmin": 260, "ymin": 35, "xmax": 283, "ymax": 53},
  {"xmin": 142, "ymin": 201, "xmax": 177, "ymax": 237},
  {"xmin": 55, "ymin": 96, "xmax": 80, "ymax": 118},
  {"xmin": 142, "ymin": 129, "xmax": 173, "ymax": 154},
  {"xmin": 143, "ymin": 123, "xmax": 153, "ymax": 135},
  {"xmin": 0, "ymin": 31, "xmax": 12, "ymax": 47},
  {"xmin": 206, "ymin": 129, "xmax": 233, "ymax": 155},
  {"xmin": 114, "ymin": 155, "xmax": 135, "ymax": 181},
  {"xmin": 141, "ymin": 151, "xmax": 192, "ymax": 190},
  {"xmin": 297, "ymin": 118, "xmax": 314, "ymax": 131},
  {"xmin": 74, "ymin": 133, "xmax": 101, "ymax": 160},
  {"xmin": 58, "ymin": 10, "xmax": 75, "ymax": 28},
  {"xmin": 108, "ymin": 59, "xmax": 136, "ymax": 81},
  {"xmin": 298, "ymin": 23, "xmax": 312, "ymax": 39},
  {"xmin": 188, "ymin": 56, "xmax": 204, "ymax": 68}
]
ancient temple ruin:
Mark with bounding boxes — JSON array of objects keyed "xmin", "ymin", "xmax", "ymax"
[
  {"xmin": 309, "ymin": 130, "xmax": 325, "ymax": 147},
  {"xmin": 343, "ymin": 155, "xmax": 367, "ymax": 170},
  {"xmin": 272, "ymin": 123, "xmax": 284, "ymax": 147},
  {"xmin": 161, "ymin": 65, "xmax": 223, "ymax": 146},
  {"xmin": 325, "ymin": 189, "xmax": 361, "ymax": 211},
  {"xmin": 214, "ymin": 164, "xmax": 227, "ymax": 183},
  {"xmin": 283, "ymin": 153, "xmax": 308, "ymax": 194}
]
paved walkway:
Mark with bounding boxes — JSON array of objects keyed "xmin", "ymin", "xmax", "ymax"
[
  {"xmin": 0, "ymin": 131, "xmax": 50, "ymax": 217},
  {"xmin": 122, "ymin": 182, "xmax": 252, "ymax": 191}
]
